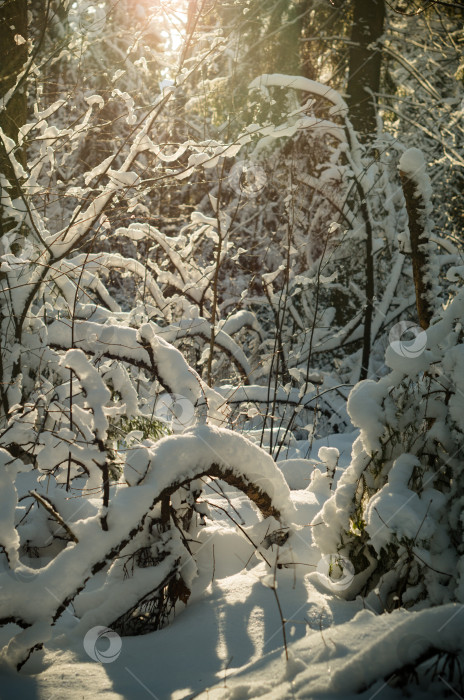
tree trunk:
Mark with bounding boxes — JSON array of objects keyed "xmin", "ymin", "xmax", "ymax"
[
  {"xmin": 399, "ymin": 169, "xmax": 434, "ymax": 330},
  {"xmin": 0, "ymin": 0, "xmax": 28, "ymax": 234},
  {"xmin": 347, "ymin": 0, "xmax": 385, "ymax": 136}
]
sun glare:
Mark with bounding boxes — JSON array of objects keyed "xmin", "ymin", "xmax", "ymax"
[
  {"xmin": 159, "ymin": 0, "xmax": 188, "ymax": 53},
  {"xmin": 70, "ymin": 0, "xmax": 188, "ymax": 55}
]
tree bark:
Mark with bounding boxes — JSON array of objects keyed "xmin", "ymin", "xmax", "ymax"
[
  {"xmin": 347, "ymin": 0, "xmax": 385, "ymax": 136},
  {"xmin": 0, "ymin": 0, "xmax": 28, "ymax": 143},
  {"xmin": 0, "ymin": 0, "xmax": 28, "ymax": 233},
  {"xmin": 399, "ymin": 170, "xmax": 434, "ymax": 330}
]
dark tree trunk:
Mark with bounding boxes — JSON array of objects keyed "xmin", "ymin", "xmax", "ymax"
[
  {"xmin": 347, "ymin": 0, "xmax": 385, "ymax": 136},
  {"xmin": 399, "ymin": 169, "xmax": 434, "ymax": 330},
  {"xmin": 0, "ymin": 0, "xmax": 28, "ymax": 143},
  {"xmin": 0, "ymin": 0, "xmax": 28, "ymax": 233},
  {"xmin": 267, "ymin": 0, "xmax": 312, "ymax": 77}
]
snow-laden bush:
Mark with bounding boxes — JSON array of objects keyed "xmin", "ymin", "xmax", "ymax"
[
  {"xmin": 0, "ymin": 30, "xmax": 298, "ymax": 671},
  {"xmin": 0, "ymin": 412, "xmax": 295, "ymax": 670},
  {"xmin": 0, "ymin": 136, "xmax": 296, "ymax": 665},
  {"xmin": 313, "ymin": 284, "xmax": 464, "ymax": 608},
  {"xmin": 198, "ymin": 73, "xmax": 455, "ymax": 391}
]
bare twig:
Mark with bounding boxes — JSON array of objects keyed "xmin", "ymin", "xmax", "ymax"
[{"xmin": 29, "ymin": 490, "xmax": 78, "ymax": 543}]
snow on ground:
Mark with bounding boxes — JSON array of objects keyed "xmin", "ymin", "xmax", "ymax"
[{"xmin": 1, "ymin": 431, "xmax": 462, "ymax": 699}]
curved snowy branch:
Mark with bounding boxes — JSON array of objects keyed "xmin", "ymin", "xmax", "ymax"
[
  {"xmin": 47, "ymin": 319, "xmax": 203, "ymax": 407},
  {"xmin": 248, "ymin": 74, "xmax": 348, "ymax": 118}
]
